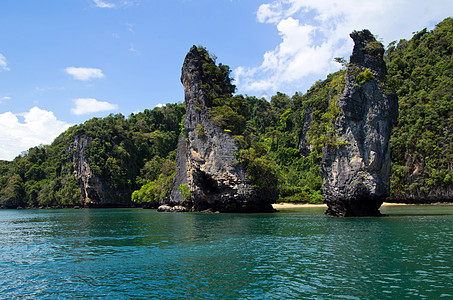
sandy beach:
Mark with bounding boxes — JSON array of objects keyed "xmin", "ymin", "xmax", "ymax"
[
  {"xmin": 272, "ymin": 202, "xmax": 412, "ymax": 209},
  {"xmin": 272, "ymin": 203, "xmax": 327, "ymax": 209}
]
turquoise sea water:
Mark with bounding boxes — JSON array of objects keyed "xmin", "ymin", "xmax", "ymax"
[{"xmin": 1, "ymin": 206, "xmax": 452, "ymax": 299}]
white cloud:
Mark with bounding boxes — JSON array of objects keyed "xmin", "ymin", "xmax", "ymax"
[
  {"xmin": 0, "ymin": 107, "xmax": 71, "ymax": 161},
  {"xmin": 71, "ymin": 98, "xmax": 118, "ymax": 115},
  {"xmin": 93, "ymin": 0, "xmax": 136, "ymax": 8},
  {"xmin": 126, "ymin": 23, "xmax": 135, "ymax": 34},
  {"xmin": 235, "ymin": 0, "xmax": 451, "ymax": 96},
  {"xmin": 129, "ymin": 44, "xmax": 138, "ymax": 53},
  {"xmin": 0, "ymin": 96, "xmax": 11, "ymax": 103},
  {"xmin": 93, "ymin": 0, "xmax": 115, "ymax": 8},
  {"xmin": 65, "ymin": 67, "xmax": 104, "ymax": 81},
  {"xmin": 257, "ymin": 2, "xmax": 283, "ymax": 23},
  {"xmin": 155, "ymin": 103, "xmax": 165, "ymax": 108},
  {"xmin": 0, "ymin": 53, "xmax": 10, "ymax": 71}
]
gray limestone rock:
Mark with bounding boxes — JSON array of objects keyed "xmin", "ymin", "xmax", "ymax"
[
  {"xmin": 72, "ymin": 134, "xmax": 105, "ymax": 206},
  {"xmin": 71, "ymin": 133, "xmax": 124, "ymax": 207},
  {"xmin": 167, "ymin": 46, "xmax": 274, "ymax": 213},
  {"xmin": 298, "ymin": 105, "xmax": 313, "ymax": 157},
  {"xmin": 321, "ymin": 30, "xmax": 398, "ymax": 216}
]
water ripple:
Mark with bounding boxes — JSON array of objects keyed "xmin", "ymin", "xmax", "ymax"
[{"xmin": 0, "ymin": 207, "xmax": 452, "ymax": 299}]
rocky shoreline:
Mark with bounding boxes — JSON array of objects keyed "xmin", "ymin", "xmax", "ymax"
[
  {"xmin": 272, "ymin": 201, "xmax": 453, "ymax": 210},
  {"xmin": 0, "ymin": 204, "xmax": 138, "ymax": 210},
  {"xmin": 3, "ymin": 200, "xmax": 452, "ymax": 210}
]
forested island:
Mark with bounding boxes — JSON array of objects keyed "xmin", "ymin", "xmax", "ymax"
[{"xmin": 0, "ymin": 18, "xmax": 452, "ymax": 213}]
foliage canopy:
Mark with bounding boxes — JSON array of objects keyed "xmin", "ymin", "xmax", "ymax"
[{"xmin": 1, "ymin": 18, "xmax": 452, "ymax": 207}]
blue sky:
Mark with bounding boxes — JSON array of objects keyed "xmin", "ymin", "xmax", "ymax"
[{"xmin": 0, "ymin": 0, "xmax": 451, "ymax": 160}]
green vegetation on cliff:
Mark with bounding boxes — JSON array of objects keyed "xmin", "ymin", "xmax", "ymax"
[
  {"xmin": 1, "ymin": 18, "xmax": 452, "ymax": 207},
  {"xmin": 386, "ymin": 17, "xmax": 453, "ymax": 200},
  {"xmin": 185, "ymin": 46, "xmax": 347, "ymax": 203},
  {"xmin": 0, "ymin": 104, "xmax": 185, "ymax": 208},
  {"xmin": 131, "ymin": 159, "xmax": 176, "ymax": 208},
  {"xmin": 0, "ymin": 131, "xmax": 80, "ymax": 208}
]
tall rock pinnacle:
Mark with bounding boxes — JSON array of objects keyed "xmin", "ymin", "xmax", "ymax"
[
  {"xmin": 321, "ymin": 30, "xmax": 398, "ymax": 216},
  {"xmin": 166, "ymin": 46, "xmax": 274, "ymax": 212}
]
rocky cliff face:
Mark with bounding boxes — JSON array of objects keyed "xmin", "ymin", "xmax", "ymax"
[
  {"xmin": 321, "ymin": 30, "xmax": 398, "ymax": 216},
  {"xmin": 298, "ymin": 105, "xmax": 313, "ymax": 157},
  {"xmin": 167, "ymin": 46, "xmax": 274, "ymax": 212},
  {"xmin": 71, "ymin": 133, "xmax": 116, "ymax": 207}
]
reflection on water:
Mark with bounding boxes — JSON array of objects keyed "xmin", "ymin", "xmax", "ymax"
[{"xmin": 0, "ymin": 206, "xmax": 452, "ymax": 299}]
